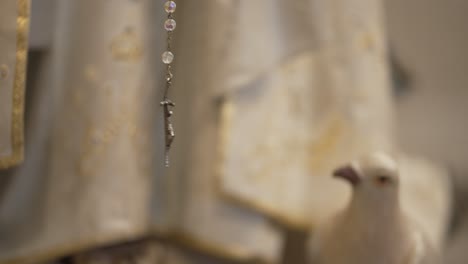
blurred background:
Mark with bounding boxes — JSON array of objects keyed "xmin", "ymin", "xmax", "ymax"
[
  {"xmin": 0, "ymin": 0, "xmax": 468, "ymax": 263},
  {"xmin": 386, "ymin": 1, "xmax": 468, "ymax": 262}
]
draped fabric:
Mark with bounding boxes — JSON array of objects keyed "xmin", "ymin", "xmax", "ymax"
[
  {"xmin": 0, "ymin": 1, "xmax": 281, "ymax": 263},
  {"xmin": 0, "ymin": 0, "xmax": 29, "ymax": 169},
  {"xmin": 165, "ymin": 1, "xmax": 282, "ymax": 262},
  {"xmin": 219, "ymin": 0, "xmax": 394, "ymax": 228},
  {"xmin": 0, "ymin": 1, "xmax": 169, "ymax": 262}
]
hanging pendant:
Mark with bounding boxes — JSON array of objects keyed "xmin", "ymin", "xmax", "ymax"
[
  {"xmin": 160, "ymin": 1, "xmax": 177, "ymax": 167},
  {"xmin": 161, "ymin": 98, "xmax": 175, "ymax": 167}
]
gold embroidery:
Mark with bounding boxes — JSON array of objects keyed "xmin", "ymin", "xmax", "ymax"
[
  {"xmin": 308, "ymin": 112, "xmax": 345, "ymax": 173},
  {"xmin": 216, "ymin": 101, "xmax": 312, "ymax": 230},
  {"xmin": 110, "ymin": 27, "xmax": 143, "ymax": 62},
  {"xmin": 0, "ymin": 64, "xmax": 10, "ymax": 80},
  {"xmin": 77, "ymin": 107, "xmax": 143, "ymax": 177},
  {"xmin": 83, "ymin": 64, "xmax": 99, "ymax": 82},
  {"xmin": 0, "ymin": 0, "xmax": 30, "ymax": 169}
]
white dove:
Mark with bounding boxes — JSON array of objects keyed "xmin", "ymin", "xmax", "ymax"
[{"xmin": 308, "ymin": 153, "xmax": 440, "ymax": 264}]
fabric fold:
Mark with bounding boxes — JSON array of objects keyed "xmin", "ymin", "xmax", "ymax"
[
  {"xmin": 218, "ymin": 0, "xmax": 394, "ymax": 228},
  {"xmin": 0, "ymin": 1, "xmax": 169, "ymax": 262}
]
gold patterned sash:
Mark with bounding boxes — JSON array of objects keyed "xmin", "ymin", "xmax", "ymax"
[{"xmin": 0, "ymin": 0, "xmax": 29, "ymax": 169}]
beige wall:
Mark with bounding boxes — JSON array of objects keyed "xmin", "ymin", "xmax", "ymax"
[{"xmin": 385, "ymin": 0, "xmax": 468, "ymax": 180}]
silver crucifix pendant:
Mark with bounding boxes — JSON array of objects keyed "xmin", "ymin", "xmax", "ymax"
[{"xmin": 161, "ymin": 99, "xmax": 175, "ymax": 167}]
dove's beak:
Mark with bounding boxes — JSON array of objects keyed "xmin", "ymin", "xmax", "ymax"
[{"xmin": 333, "ymin": 165, "xmax": 361, "ymax": 185}]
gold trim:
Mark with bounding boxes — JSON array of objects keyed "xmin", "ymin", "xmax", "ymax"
[
  {"xmin": 0, "ymin": 0, "xmax": 30, "ymax": 169},
  {"xmin": 1, "ymin": 228, "xmax": 274, "ymax": 264},
  {"xmin": 168, "ymin": 231, "xmax": 271, "ymax": 263},
  {"xmin": 216, "ymin": 100, "xmax": 313, "ymax": 231},
  {"xmin": 1, "ymin": 229, "xmax": 160, "ymax": 264},
  {"xmin": 221, "ymin": 190, "xmax": 312, "ymax": 231}
]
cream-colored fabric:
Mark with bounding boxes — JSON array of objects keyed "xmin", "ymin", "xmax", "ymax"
[
  {"xmin": 0, "ymin": 0, "xmax": 29, "ymax": 168},
  {"xmin": 219, "ymin": 0, "xmax": 394, "ymax": 228},
  {"xmin": 0, "ymin": 0, "xmax": 281, "ymax": 263},
  {"xmin": 0, "ymin": 1, "xmax": 169, "ymax": 262},
  {"xmin": 166, "ymin": 1, "xmax": 281, "ymax": 262},
  {"xmin": 0, "ymin": 51, "xmax": 57, "ymax": 263}
]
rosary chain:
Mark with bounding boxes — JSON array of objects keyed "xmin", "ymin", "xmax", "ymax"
[{"xmin": 161, "ymin": 1, "xmax": 177, "ymax": 167}]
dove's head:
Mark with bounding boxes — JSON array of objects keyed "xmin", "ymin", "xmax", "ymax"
[{"xmin": 333, "ymin": 152, "xmax": 399, "ymax": 201}]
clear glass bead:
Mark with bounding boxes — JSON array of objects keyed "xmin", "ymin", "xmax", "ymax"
[
  {"xmin": 162, "ymin": 51, "xmax": 174, "ymax": 64},
  {"xmin": 164, "ymin": 19, "xmax": 176, "ymax": 31},
  {"xmin": 164, "ymin": 1, "xmax": 176, "ymax": 13}
]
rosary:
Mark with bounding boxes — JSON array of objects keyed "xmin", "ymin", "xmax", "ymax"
[{"xmin": 160, "ymin": 1, "xmax": 177, "ymax": 167}]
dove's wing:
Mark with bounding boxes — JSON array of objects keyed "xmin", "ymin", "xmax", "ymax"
[{"xmin": 403, "ymin": 231, "xmax": 441, "ymax": 264}]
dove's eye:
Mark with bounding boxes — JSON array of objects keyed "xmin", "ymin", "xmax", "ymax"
[{"xmin": 375, "ymin": 175, "xmax": 390, "ymax": 186}]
